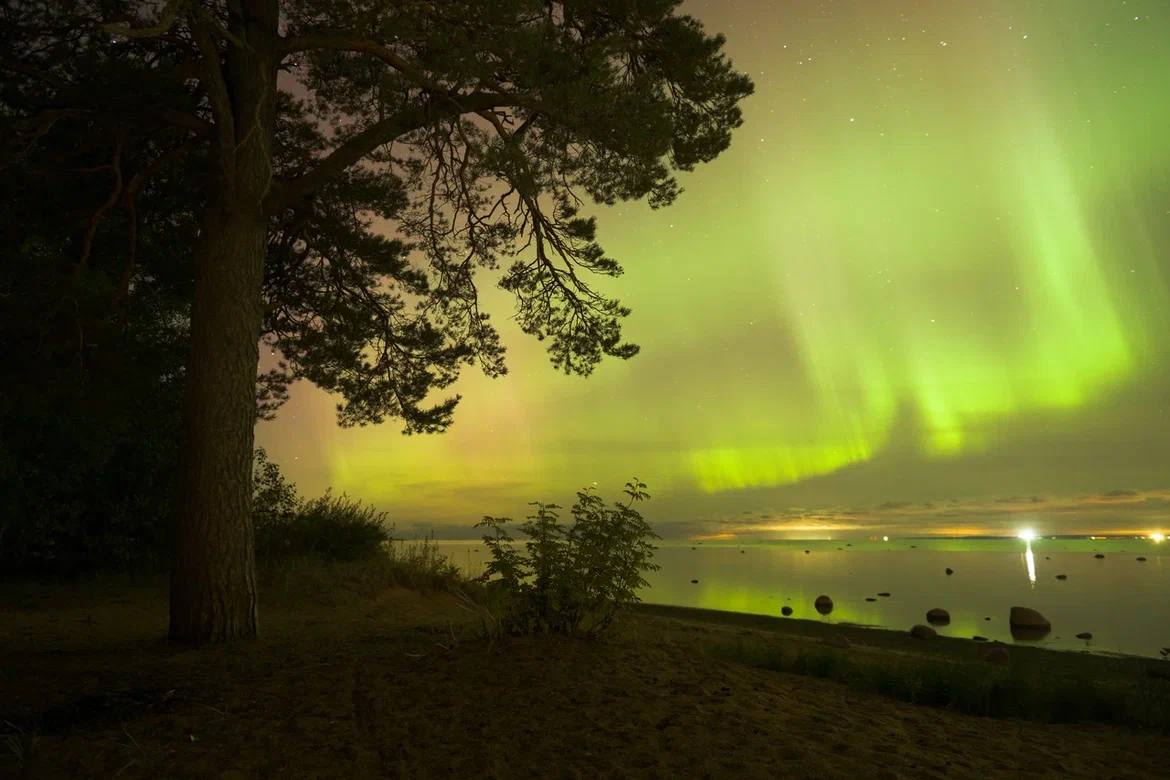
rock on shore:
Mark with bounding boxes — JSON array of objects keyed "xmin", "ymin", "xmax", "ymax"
[{"xmin": 910, "ymin": 624, "xmax": 937, "ymax": 640}]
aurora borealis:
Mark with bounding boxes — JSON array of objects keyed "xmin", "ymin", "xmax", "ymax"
[{"xmin": 259, "ymin": 0, "xmax": 1170, "ymax": 539}]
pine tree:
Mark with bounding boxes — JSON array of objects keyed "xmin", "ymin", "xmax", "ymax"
[{"xmin": 1, "ymin": 0, "xmax": 752, "ymax": 641}]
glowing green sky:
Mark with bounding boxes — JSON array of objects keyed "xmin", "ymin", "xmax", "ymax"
[{"xmin": 259, "ymin": 0, "xmax": 1170, "ymax": 538}]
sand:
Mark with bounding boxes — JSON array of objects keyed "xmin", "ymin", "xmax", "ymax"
[{"xmin": 2, "ymin": 581, "xmax": 1168, "ymax": 778}]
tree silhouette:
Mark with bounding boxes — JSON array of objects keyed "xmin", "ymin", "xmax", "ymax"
[{"xmin": 2, "ymin": 0, "xmax": 752, "ymax": 641}]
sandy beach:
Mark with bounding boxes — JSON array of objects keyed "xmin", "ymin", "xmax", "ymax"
[{"xmin": 3, "ymin": 578, "xmax": 1168, "ymax": 779}]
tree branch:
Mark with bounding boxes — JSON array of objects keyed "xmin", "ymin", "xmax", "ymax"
[
  {"xmin": 157, "ymin": 108, "xmax": 214, "ymax": 137},
  {"xmin": 187, "ymin": 7, "xmax": 236, "ymax": 176},
  {"xmin": 266, "ymin": 91, "xmax": 537, "ymax": 213},
  {"xmin": 111, "ymin": 139, "xmax": 200, "ymax": 311},
  {"xmin": 279, "ymin": 34, "xmax": 443, "ymax": 92},
  {"xmin": 103, "ymin": 0, "xmax": 183, "ymax": 39},
  {"xmin": 78, "ymin": 139, "xmax": 124, "ymax": 270}
]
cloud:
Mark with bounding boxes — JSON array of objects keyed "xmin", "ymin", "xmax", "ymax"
[{"xmin": 677, "ymin": 488, "xmax": 1170, "ymax": 539}]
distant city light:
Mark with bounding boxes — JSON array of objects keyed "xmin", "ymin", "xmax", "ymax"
[
  {"xmin": 1017, "ymin": 528, "xmax": 1037, "ymax": 542},
  {"xmin": 1152, "ymin": 532, "xmax": 1166, "ymax": 543}
]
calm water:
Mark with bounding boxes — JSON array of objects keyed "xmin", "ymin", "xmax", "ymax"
[{"xmin": 433, "ymin": 538, "xmax": 1170, "ymax": 658}]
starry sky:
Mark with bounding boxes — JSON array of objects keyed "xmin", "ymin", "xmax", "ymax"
[{"xmin": 258, "ymin": 0, "xmax": 1170, "ymax": 539}]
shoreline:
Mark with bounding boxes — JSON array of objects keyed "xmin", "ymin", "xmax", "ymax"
[{"xmin": 633, "ymin": 602, "xmax": 1169, "ymax": 672}]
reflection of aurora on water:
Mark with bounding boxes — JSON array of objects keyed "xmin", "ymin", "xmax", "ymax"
[{"xmin": 436, "ymin": 538, "xmax": 1170, "ymax": 658}]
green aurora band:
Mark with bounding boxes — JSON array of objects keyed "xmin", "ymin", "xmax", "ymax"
[{"xmin": 259, "ymin": 0, "xmax": 1170, "ymax": 537}]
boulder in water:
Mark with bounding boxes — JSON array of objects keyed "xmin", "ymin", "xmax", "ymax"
[
  {"xmin": 781, "ymin": 606, "xmax": 793, "ymax": 616},
  {"xmin": 945, "ymin": 567, "xmax": 954, "ymax": 575},
  {"xmin": 1009, "ymin": 606, "xmax": 1051, "ymax": 640},
  {"xmin": 910, "ymin": 624, "xmax": 937, "ymax": 640},
  {"xmin": 926, "ymin": 608, "xmax": 951, "ymax": 625},
  {"xmin": 690, "ymin": 579, "xmax": 699, "ymax": 584},
  {"xmin": 1075, "ymin": 632, "xmax": 1093, "ymax": 640},
  {"xmin": 972, "ymin": 635, "xmax": 989, "ymax": 642},
  {"xmin": 877, "ymin": 592, "xmax": 891, "ymax": 597},
  {"xmin": 814, "ymin": 595, "xmax": 834, "ymax": 615},
  {"xmin": 865, "ymin": 597, "xmax": 877, "ymax": 602},
  {"xmin": 1136, "ymin": 556, "xmax": 1147, "ymax": 562},
  {"xmin": 1094, "ymin": 553, "xmax": 1105, "ymax": 559},
  {"xmin": 1055, "ymin": 574, "xmax": 1068, "ymax": 580},
  {"xmin": 1010, "ymin": 606, "xmax": 1050, "ymax": 628}
]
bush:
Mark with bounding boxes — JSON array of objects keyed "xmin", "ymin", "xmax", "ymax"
[
  {"xmin": 476, "ymin": 479, "xmax": 659, "ymax": 636},
  {"xmin": 0, "ymin": 385, "xmax": 180, "ymax": 578},
  {"xmin": 255, "ymin": 491, "xmax": 392, "ymax": 562},
  {"xmin": 252, "ymin": 450, "xmax": 391, "ymax": 562},
  {"xmin": 252, "ymin": 447, "xmax": 299, "ymax": 533}
]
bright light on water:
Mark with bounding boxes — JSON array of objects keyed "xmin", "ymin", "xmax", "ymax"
[
  {"xmin": 436, "ymin": 538, "xmax": 1170, "ymax": 658},
  {"xmin": 1017, "ymin": 528, "xmax": 1037, "ymax": 542},
  {"xmin": 1023, "ymin": 542, "xmax": 1036, "ymax": 585},
  {"xmin": 1152, "ymin": 533, "xmax": 1166, "ymax": 543},
  {"xmin": 882, "ymin": 536, "xmax": 889, "ymax": 542}
]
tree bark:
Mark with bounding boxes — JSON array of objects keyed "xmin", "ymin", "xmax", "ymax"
[
  {"xmin": 169, "ymin": 0, "xmax": 277, "ymax": 642},
  {"xmin": 169, "ymin": 204, "xmax": 266, "ymax": 642}
]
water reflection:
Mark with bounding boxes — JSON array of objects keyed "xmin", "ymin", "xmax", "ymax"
[{"xmin": 434, "ymin": 538, "xmax": 1170, "ymax": 657}]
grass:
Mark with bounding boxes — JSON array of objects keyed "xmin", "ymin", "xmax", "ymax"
[
  {"xmin": 3, "ymin": 720, "xmax": 37, "ymax": 766},
  {"xmin": 704, "ymin": 632, "xmax": 1170, "ymax": 732},
  {"xmin": 258, "ymin": 538, "xmax": 470, "ymax": 601}
]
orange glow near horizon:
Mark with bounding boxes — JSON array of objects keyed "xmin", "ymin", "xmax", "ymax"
[{"xmin": 689, "ymin": 532, "xmax": 738, "ymax": 542}]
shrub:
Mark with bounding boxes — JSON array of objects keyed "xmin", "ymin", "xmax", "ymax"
[
  {"xmin": 252, "ymin": 447, "xmax": 299, "ymax": 533},
  {"xmin": 252, "ymin": 450, "xmax": 391, "ymax": 562},
  {"xmin": 476, "ymin": 479, "xmax": 659, "ymax": 636},
  {"xmin": 255, "ymin": 491, "xmax": 392, "ymax": 562}
]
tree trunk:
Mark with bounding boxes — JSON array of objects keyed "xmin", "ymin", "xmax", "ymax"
[
  {"xmin": 169, "ymin": 204, "xmax": 267, "ymax": 642},
  {"xmin": 169, "ymin": 0, "xmax": 277, "ymax": 642}
]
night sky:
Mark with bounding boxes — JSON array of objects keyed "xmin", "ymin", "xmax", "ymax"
[{"xmin": 258, "ymin": 0, "xmax": 1170, "ymax": 539}]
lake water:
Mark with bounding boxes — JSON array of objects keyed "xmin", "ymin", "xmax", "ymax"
[{"xmin": 433, "ymin": 537, "xmax": 1170, "ymax": 659}]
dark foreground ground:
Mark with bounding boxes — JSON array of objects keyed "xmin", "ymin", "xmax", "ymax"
[{"xmin": 2, "ymin": 575, "xmax": 1169, "ymax": 779}]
